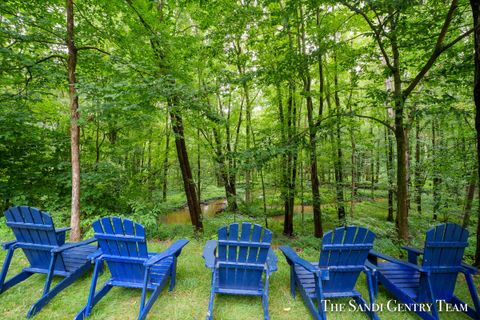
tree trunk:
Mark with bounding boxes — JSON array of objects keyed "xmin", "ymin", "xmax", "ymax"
[
  {"xmin": 432, "ymin": 119, "xmax": 442, "ymax": 220},
  {"xmin": 386, "ymin": 127, "xmax": 395, "ymax": 222},
  {"xmin": 170, "ymin": 110, "xmax": 203, "ymax": 231},
  {"xmin": 333, "ymin": 53, "xmax": 346, "ymax": 222},
  {"xmin": 162, "ymin": 114, "xmax": 170, "ymax": 202},
  {"xmin": 391, "ymin": 28, "xmax": 409, "ymax": 241},
  {"xmin": 463, "ymin": 171, "xmax": 476, "ymax": 227},
  {"xmin": 469, "ymin": 0, "xmax": 480, "ymax": 265},
  {"xmin": 67, "ymin": 0, "xmax": 81, "ymax": 241},
  {"xmin": 197, "ymin": 128, "xmax": 201, "ymax": 201},
  {"xmin": 414, "ymin": 119, "xmax": 423, "ymax": 214}
]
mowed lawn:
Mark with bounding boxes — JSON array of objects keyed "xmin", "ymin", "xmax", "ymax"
[
  {"xmin": 0, "ymin": 240, "xmax": 479, "ymax": 319},
  {"xmin": 0, "ymin": 199, "xmax": 479, "ymax": 320}
]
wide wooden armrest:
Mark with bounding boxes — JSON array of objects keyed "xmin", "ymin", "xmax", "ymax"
[
  {"xmin": 369, "ymin": 249, "xmax": 424, "ymax": 272},
  {"xmin": 88, "ymin": 249, "xmax": 103, "ymax": 262},
  {"xmin": 55, "ymin": 227, "xmax": 72, "ymax": 234},
  {"xmin": 202, "ymin": 240, "xmax": 217, "ymax": 269},
  {"xmin": 364, "ymin": 260, "xmax": 377, "ymax": 273},
  {"xmin": 401, "ymin": 246, "xmax": 424, "ymax": 264},
  {"xmin": 144, "ymin": 239, "xmax": 189, "ymax": 267},
  {"xmin": 1, "ymin": 240, "xmax": 17, "ymax": 250},
  {"xmin": 280, "ymin": 246, "xmax": 315, "ymax": 272},
  {"xmin": 52, "ymin": 238, "xmax": 97, "ymax": 253},
  {"xmin": 462, "ymin": 263, "xmax": 478, "ymax": 275},
  {"xmin": 401, "ymin": 246, "xmax": 423, "ymax": 255},
  {"xmin": 266, "ymin": 248, "xmax": 278, "ymax": 273}
]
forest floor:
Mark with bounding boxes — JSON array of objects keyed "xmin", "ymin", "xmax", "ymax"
[{"xmin": 0, "ymin": 199, "xmax": 478, "ymax": 319}]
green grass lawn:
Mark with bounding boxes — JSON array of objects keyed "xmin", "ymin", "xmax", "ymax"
[{"xmin": 0, "ymin": 199, "xmax": 479, "ymax": 319}]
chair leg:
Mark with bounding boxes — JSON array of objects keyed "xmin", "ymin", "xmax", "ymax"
[
  {"xmin": 465, "ymin": 272, "xmax": 480, "ymax": 318},
  {"xmin": 289, "ymin": 265, "xmax": 296, "ymax": 298},
  {"xmin": 0, "ymin": 247, "xmax": 14, "ymax": 293},
  {"xmin": 353, "ymin": 296, "xmax": 379, "ymax": 320},
  {"xmin": 262, "ymin": 274, "xmax": 270, "ymax": 320},
  {"xmin": 43, "ymin": 253, "xmax": 58, "ymax": 295},
  {"xmin": 450, "ymin": 296, "xmax": 479, "ymax": 319},
  {"xmin": 0, "ymin": 247, "xmax": 33, "ymax": 294},
  {"xmin": 364, "ymin": 270, "xmax": 379, "ymax": 320},
  {"xmin": 138, "ymin": 263, "xmax": 171, "ymax": 320},
  {"xmin": 74, "ymin": 283, "xmax": 113, "ymax": 320},
  {"xmin": 28, "ymin": 263, "xmax": 92, "ymax": 318},
  {"xmin": 425, "ymin": 278, "xmax": 439, "ymax": 320},
  {"xmin": 169, "ymin": 257, "xmax": 177, "ymax": 291},
  {"xmin": 206, "ymin": 271, "xmax": 216, "ymax": 320}
]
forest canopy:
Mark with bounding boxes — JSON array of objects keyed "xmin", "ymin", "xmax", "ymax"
[{"xmin": 1, "ymin": 0, "xmax": 479, "ymax": 261}]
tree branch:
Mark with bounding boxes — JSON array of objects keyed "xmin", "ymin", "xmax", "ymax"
[
  {"xmin": 403, "ymin": 0, "xmax": 463, "ymax": 98},
  {"xmin": 76, "ymin": 46, "xmax": 110, "ymax": 55},
  {"xmin": 340, "ymin": 1, "xmax": 394, "ymax": 71}
]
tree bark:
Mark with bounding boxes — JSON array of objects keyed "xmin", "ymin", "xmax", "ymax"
[
  {"xmin": 414, "ymin": 119, "xmax": 423, "ymax": 214},
  {"xmin": 67, "ymin": 0, "xmax": 81, "ymax": 241},
  {"xmin": 161, "ymin": 114, "xmax": 170, "ymax": 202},
  {"xmin": 333, "ymin": 52, "xmax": 346, "ymax": 222},
  {"xmin": 463, "ymin": 171, "xmax": 476, "ymax": 227},
  {"xmin": 170, "ymin": 109, "xmax": 203, "ymax": 231},
  {"xmin": 386, "ymin": 127, "xmax": 395, "ymax": 222},
  {"xmin": 469, "ymin": 0, "xmax": 480, "ymax": 266},
  {"xmin": 432, "ymin": 119, "xmax": 442, "ymax": 220}
]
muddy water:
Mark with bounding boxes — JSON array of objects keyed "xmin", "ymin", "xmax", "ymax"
[
  {"xmin": 161, "ymin": 198, "xmax": 315, "ymax": 224},
  {"xmin": 161, "ymin": 199, "xmax": 227, "ymax": 224}
]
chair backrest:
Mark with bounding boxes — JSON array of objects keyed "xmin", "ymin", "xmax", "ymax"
[
  {"xmin": 93, "ymin": 217, "xmax": 148, "ymax": 284},
  {"xmin": 4, "ymin": 206, "xmax": 66, "ymax": 271},
  {"xmin": 319, "ymin": 226, "xmax": 375, "ymax": 293},
  {"xmin": 418, "ymin": 223, "xmax": 468, "ymax": 301},
  {"xmin": 216, "ymin": 223, "xmax": 272, "ymax": 291}
]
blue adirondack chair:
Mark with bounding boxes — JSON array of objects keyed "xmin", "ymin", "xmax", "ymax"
[
  {"xmin": 369, "ymin": 223, "xmax": 480, "ymax": 320},
  {"xmin": 0, "ymin": 206, "xmax": 98, "ymax": 318},
  {"xmin": 280, "ymin": 226, "xmax": 378, "ymax": 320},
  {"xmin": 75, "ymin": 216, "xmax": 189, "ymax": 320},
  {"xmin": 202, "ymin": 223, "xmax": 277, "ymax": 320}
]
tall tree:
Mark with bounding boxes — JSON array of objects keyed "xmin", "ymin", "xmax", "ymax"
[
  {"xmin": 67, "ymin": 0, "xmax": 81, "ymax": 241},
  {"xmin": 470, "ymin": 0, "xmax": 480, "ymax": 266},
  {"xmin": 343, "ymin": 0, "xmax": 473, "ymax": 241}
]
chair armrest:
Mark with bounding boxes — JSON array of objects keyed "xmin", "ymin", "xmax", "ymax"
[
  {"xmin": 88, "ymin": 249, "xmax": 103, "ymax": 262},
  {"xmin": 266, "ymin": 248, "xmax": 278, "ymax": 273},
  {"xmin": 279, "ymin": 246, "xmax": 317, "ymax": 273},
  {"xmin": 364, "ymin": 260, "xmax": 377, "ymax": 273},
  {"xmin": 202, "ymin": 240, "xmax": 217, "ymax": 269},
  {"xmin": 2, "ymin": 240, "xmax": 17, "ymax": 250},
  {"xmin": 402, "ymin": 246, "xmax": 424, "ymax": 264},
  {"xmin": 56, "ymin": 227, "xmax": 72, "ymax": 233},
  {"xmin": 51, "ymin": 238, "xmax": 97, "ymax": 253},
  {"xmin": 370, "ymin": 249, "xmax": 424, "ymax": 273},
  {"xmin": 462, "ymin": 263, "xmax": 478, "ymax": 274},
  {"xmin": 144, "ymin": 239, "xmax": 189, "ymax": 267}
]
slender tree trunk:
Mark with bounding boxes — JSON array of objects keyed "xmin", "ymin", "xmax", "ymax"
[
  {"xmin": 470, "ymin": 0, "xmax": 480, "ymax": 265},
  {"xmin": 414, "ymin": 119, "xmax": 423, "ymax": 214},
  {"xmin": 333, "ymin": 52, "xmax": 346, "ymax": 222},
  {"xmin": 432, "ymin": 119, "xmax": 442, "ymax": 220},
  {"xmin": 197, "ymin": 128, "xmax": 201, "ymax": 201},
  {"xmin": 391, "ymin": 27, "xmax": 409, "ymax": 241},
  {"xmin": 298, "ymin": 6, "xmax": 323, "ymax": 238},
  {"xmin": 350, "ymin": 104, "xmax": 357, "ymax": 216},
  {"xmin": 67, "ymin": 0, "xmax": 81, "ymax": 241},
  {"xmin": 162, "ymin": 114, "xmax": 170, "ymax": 202},
  {"xmin": 386, "ymin": 127, "xmax": 395, "ymax": 222},
  {"xmin": 170, "ymin": 109, "xmax": 203, "ymax": 231},
  {"xmin": 463, "ymin": 171, "xmax": 476, "ymax": 227}
]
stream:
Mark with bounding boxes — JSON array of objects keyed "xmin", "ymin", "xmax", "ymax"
[{"xmin": 161, "ymin": 198, "xmax": 316, "ymax": 224}]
